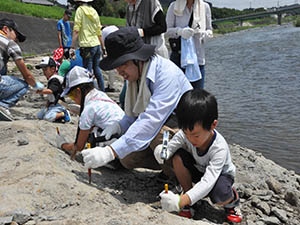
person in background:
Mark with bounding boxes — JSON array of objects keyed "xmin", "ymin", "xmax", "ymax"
[
  {"xmin": 71, "ymin": 0, "xmax": 106, "ymax": 92},
  {"xmin": 81, "ymin": 27, "xmax": 192, "ymax": 177},
  {"xmin": 118, "ymin": 0, "xmax": 169, "ymax": 109},
  {"xmin": 56, "ymin": 66, "xmax": 124, "ymax": 163},
  {"xmin": 158, "ymin": 89, "xmax": 242, "ymax": 223},
  {"xmin": 165, "ymin": 0, "xmax": 213, "ymax": 89},
  {"xmin": 125, "ymin": 0, "xmax": 168, "ymax": 58},
  {"xmin": 0, "ymin": 18, "xmax": 44, "ymax": 121},
  {"xmin": 101, "ymin": 25, "xmax": 119, "ymax": 93},
  {"xmin": 52, "ymin": 47, "xmax": 65, "ymax": 73},
  {"xmin": 57, "ymin": 9, "xmax": 73, "ymax": 59},
  {"xmin": 35, "ymin": 57, "xmax": 71, "ymax": 123}
]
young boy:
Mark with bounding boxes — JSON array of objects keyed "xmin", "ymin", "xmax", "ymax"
[
  {"xmin": 158, "ymin": 89, "xmax": 242, "ymax": 223},
  {"xmin": 35, "ymin": 57, "xmax": 70, "ymax": 123}
]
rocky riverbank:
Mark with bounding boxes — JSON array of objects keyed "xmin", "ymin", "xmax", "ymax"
[{"xmin": 0, "ymin": 55, "xmax": 299, "ymax": 225}]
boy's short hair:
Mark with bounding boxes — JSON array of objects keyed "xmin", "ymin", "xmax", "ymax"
[{"xmin": 176, "ymin": 89, "xmax": 218, "ymax": 131}]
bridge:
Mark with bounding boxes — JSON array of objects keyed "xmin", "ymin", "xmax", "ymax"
[{"xmin": 212, "ymin": 4, "xmax": 300, "ymax": 26}]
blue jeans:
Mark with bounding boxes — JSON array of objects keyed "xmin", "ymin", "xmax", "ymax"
[
  {"xmin": 81, "ymin": 45, "xmax": 105, "ymax": 91},
  {"xmin": 170, "ymin": 51, "xmax": 205, "ymax": 89},
  {"xmin": 0, "ymin": 75, "xmax": 29, "ymax": 108},
  {"xmin": 37, "ymin": 104, "xmax": 66, "ymax": 122}
]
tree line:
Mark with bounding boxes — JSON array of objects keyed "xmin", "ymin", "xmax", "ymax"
[{"xmin": 68, "ymin": 0, "xmax": 268, "ymax": 19}]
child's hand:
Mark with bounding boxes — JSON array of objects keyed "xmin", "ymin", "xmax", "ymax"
[
  {"xmin": 56, "ymin": 134, "xmax": 67, "ymax": 149},
  {"xmin": 159, "ymin": 190, "xmax": 180, "ymax": 212}
]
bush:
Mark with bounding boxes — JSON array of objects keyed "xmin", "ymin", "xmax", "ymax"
[{"xmin": 294, "ymin": 16, "xmax": 300, "ymax": 27}]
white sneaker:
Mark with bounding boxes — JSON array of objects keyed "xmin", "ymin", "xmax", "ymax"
[{"xmin": 0, "ymin": 106, "xmax": 13, "ymax": 121}]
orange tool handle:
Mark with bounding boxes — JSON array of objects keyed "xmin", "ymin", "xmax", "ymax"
[{"xmin": 164, "ymin": 183, "xmax": 168, "ymax": 193}]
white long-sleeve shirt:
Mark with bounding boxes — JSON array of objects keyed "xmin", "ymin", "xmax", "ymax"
[
  {"xmin": 111, "ymin": 55, "xmax": 192, "ymax": 158},
  {"xmin": 167, "ymin": 129, "xmax": 236, "ymax": 205}
]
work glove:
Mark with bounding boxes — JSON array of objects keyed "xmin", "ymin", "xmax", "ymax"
[
  {"xmin": 100, "ymin": 122, "xmax": 121, "ymax": 140},
  {"xmin": 198, "ymin": 30, "xmax": 213, "ymax": 40},
  {"xmin": 56, "ymin": 134, "xmax": 67, "ymax": 149},
  {"xmin": 154, "ymin": 144, "xmax": 170, "ymax": 164},
  {"xmin": 82, "ymin": 146, "xmax": 115, "ymax": 169},
  {"xmin": 97, "ymin": 138, "xmax": 117, "ymax": 147},
  {"xmin": 159, "ymin": 190, "xmax": 181, "ymax": 212},
  {"xmin": 177, "ymin": 27, "xmax": 194, "ymax": 39},
  {"xmin": 32, "ymin": 81, "xmax": 44, "ymax": 90}
]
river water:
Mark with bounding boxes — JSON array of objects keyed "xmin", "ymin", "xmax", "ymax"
[{"xmin": 205, "ymin": 24, "xmax": 300, "ymax": 174}]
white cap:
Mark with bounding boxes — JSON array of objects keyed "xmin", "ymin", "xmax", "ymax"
[
  {"xmin": 61, "ymin": 66, "xmax": 94, "ymax": 97},
  {"xmin": 102, "ymin": 25, "xmax": 119, "ymax": 41}
]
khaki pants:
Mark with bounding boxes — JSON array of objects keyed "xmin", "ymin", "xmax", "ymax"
[{"xmin": 120, "ymin": 115, "xmax": 179, "ymax": 177}]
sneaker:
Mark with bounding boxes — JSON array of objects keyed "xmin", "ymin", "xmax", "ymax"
[
  {"xmin": 224, "ymin": 187, "xmax": 243, "ymax": 223},
  {"xmin": 0, "ymin": 106, "xmax": 13, "ymax": 121},
  {"xmin": 226, "ymin": 206, "xmax": 242, "ymax": 223},
  {"xmin": 63, "ymin": 110, "xmax": 71, "ymax": 123},
  {"xmin": 178, "ymin": 206, "xmax": 194, "ymax": 219}
]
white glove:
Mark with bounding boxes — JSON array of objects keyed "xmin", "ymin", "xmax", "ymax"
[
  {"xmin": 198, "ymin": 30, "xmax": 213, "ymax": 40},
  {"xmin": 100, "ymin": 122, "xmax": 121, "ymax": 140},
  {"xmin": 56, "ymin": 134, "xmax": 67, "ymax": 149},
  {"xmin": 154, "ymin": 144, "xmax": 170, "ymax": 164},
  {"xmin": 82, "ymin": 146, "xmax": 115, "ymax": 169},
  {"xmin": 159, "ymin": 190, "xmax": 181, "ymax": 212},
  {"xmin": 97, "ymin": 138, "xmax": 117, "ymax": 147},
  {"xmin": 177, "ymin": 27, "xmax": 194, "ymax": 39}
]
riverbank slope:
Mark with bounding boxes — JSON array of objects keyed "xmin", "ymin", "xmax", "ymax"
[{"xmin": 1, "ymin": 54, "xmax": 300, "ymax": 225}]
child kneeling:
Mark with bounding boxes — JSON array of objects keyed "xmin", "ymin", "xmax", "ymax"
[{"xmin": 157, "ymin": 89, "xmax": 242, "ymax": 223}]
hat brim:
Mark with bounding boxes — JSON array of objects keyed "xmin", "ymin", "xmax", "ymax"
[
  {"xmin": 61, "ymin": 87, "xmax": 71, "ymax": 97},
  {"xmin": 35, "ymin": 64, "xmax": 47, "ymax": 69},
  {"xmin": 15, "ymin": 30, "xmax": 26, "ymax": 42},
  {"xmin": 99, "ymin": 45, "xmax": 155, "ymax": 71},
  {"xmin": 61, "ymin": 78, "xmax": 94, "ymax": 97}
]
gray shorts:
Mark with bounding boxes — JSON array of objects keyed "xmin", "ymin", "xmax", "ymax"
[{"xmin": 175, "ymin": 148, "xmax": 234, "ymax": 204}]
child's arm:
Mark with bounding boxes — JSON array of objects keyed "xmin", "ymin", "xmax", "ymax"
[
  {"xmin": 167, "ymin": 130, "xmax": 188, "ymax": 156},
  {"xmin": 36, "ymin": 88, "xmax": 53, "ymax": 95}
]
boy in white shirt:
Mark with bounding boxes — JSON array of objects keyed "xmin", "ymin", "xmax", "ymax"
[{"xmin": 158, "ymin": 89, "xmax": 242, "ymax": 223}]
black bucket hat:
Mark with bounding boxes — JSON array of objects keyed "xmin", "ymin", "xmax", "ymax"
[
  {"xmin": 99, "ymin": 27, "xmax": 155, "ymax": 71},
  {"xmin": 0, "ymin": 18, "xmax": 26, "ymax": 42}
]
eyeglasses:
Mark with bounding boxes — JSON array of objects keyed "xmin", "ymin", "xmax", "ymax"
[{"xmin": 68, "ymin": 88, "xmax": 76, "ymax": 101}]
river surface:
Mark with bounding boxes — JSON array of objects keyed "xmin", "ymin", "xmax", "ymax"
[{"xmin": 205, "ymin": 24, "xmax": 300, "ymax": 174}]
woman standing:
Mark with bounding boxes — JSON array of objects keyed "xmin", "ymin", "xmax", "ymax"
[{"xmin": 166, "ymin": 0, "xmax": 213, "ymax": 89}]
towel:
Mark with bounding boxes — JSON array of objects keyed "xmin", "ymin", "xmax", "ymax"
[
  {"xmin": 192, "ymin": 0, "xmax": 206, "ymax": 32},
  {"xmin": 173, "ymin": 0, "xmax": 206, "ymax": 32},
  {"xmin": 124, "ymin": 61, "xmax": 151, "ymax": 117},
  {"xmin": 174, "ymin": 0, "xmax": 186, "ymax": 16},
  {"xmin": 181, "ymin": 37, "xmax": 202, "ymax": 82}
]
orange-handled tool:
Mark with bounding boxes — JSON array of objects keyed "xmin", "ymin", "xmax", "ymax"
[{"xmin": 86, "ymin": 143, "xmax": 92, "ymax": 184}]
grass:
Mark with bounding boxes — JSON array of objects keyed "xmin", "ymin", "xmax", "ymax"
[{"xmin": 0, "ymin": 0, "xmax": 126, "ymax": 26}]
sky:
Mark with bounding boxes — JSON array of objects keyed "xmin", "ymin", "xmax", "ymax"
[{"xmin": 56, "ymin": 0, "xmax": 299, "ymax": 10}]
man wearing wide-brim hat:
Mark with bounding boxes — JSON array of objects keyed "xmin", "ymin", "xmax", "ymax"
[{"xmin": 81, "ymin": 27, "xmax": 192, "ymax": 173}]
